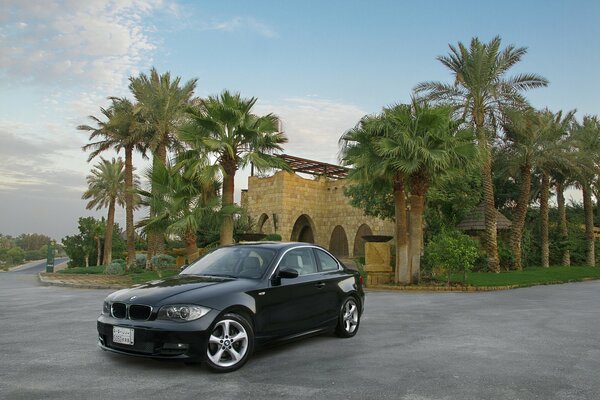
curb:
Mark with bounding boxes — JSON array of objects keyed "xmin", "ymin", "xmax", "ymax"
[
  {"xmin": 38, "ymin": 273, "xmax": 129, "ymax": 290},
  {"xmin": 367, "ymin": 284, "xmax": 519, "ymax": 292}
]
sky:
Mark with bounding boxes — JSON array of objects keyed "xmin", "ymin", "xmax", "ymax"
[{"xmin": 1, "ymin": 0, "xmax": 599, "ymax": 240}]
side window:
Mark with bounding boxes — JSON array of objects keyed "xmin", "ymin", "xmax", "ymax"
[
  {"xmin": 315, "ymin": 249, "xmax": 339, "ymax": 272},
  {"xmin": 280, "ymin": 248, "xmax": 317, "ymax": 276}
]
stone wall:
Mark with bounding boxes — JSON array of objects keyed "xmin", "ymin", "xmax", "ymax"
[{"xmin": 245, "ymin": 171, "xmax": 394, "ymax": 257}]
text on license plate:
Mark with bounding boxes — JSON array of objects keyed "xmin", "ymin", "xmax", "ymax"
[{"xmin": 113, "ymin": 326, "xmax": 134, "ymax": 345}]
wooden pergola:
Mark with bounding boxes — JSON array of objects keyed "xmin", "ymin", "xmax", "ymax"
[{"xmin": 275, "ymin": 154, "xmax": 349, "ymax": 180}]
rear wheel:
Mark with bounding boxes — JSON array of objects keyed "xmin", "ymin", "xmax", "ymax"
[
  {"xmin": 204, "ymin": 313, "xmax": 254, "ymax": 372},
  {"xmin": 335, "ymin": 297, "xmax": 360, "ymax": 338}
]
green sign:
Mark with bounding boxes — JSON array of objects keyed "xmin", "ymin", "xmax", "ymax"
[{"xmin": 46, "ymin": 240, "xmax": 55, "ymax": 273}]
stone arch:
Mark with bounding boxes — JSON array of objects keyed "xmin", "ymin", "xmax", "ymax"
[
  {"xmin": 329, "ymin": 225, "xmax": 349, "ymax": 257},
  {"xmin": 291, "ymin": 214, "xmax": 316, "ymax": 243},
  {"xmin": 353, "ymin": 224, "xmax": 373, "ymax": 257},
  {"xmin": 257, "ymin": 213, "xmax": 272, "ymax": 234}
]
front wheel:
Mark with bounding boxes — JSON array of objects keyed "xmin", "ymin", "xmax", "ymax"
[
  {"xmin": 204, "ymin": 313, "xmax": 254, "ymax": 372},
  {"xmin": 335, "ymin": 297, "xmax": 360, "ymax": 338}
]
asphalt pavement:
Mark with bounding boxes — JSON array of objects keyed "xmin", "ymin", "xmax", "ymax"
[{"xmin": 1, "ymin": 266, "xmax": 599, "ymax": 399}]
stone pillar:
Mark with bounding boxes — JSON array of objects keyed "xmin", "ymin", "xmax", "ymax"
[{"xmin": 364, "ymin": 242, "xmax": 392, "ymax": 286}]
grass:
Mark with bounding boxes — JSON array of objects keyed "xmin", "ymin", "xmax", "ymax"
[
  {"xmin": 442, "ymin": 265, "xmax": 600, "ymax": 287},
  {"xmin": 57, "ymin": 265, "xmax": 180, "ymax": 285}
]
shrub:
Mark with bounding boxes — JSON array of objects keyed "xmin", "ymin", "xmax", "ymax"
[
  {"xmin": 264, "ymin": 233, "xmax": 282, "ymax": 241},
  {"xmin": 134, "ymin": 253, "xmax": 147, "ymax": 270},
  {"xmin": 105, "ymin": 259, "xmax": 125, "ymax": 275},
  {"xmin": 151, "ymin": 254, "xmax": 176, "ymax": 269},
  {"xmin": 425, "ymin": 230, "xmax": 479, "ymax": 284}
]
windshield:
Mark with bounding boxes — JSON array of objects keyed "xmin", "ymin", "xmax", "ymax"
[{"xmin": 180, "ymin": 246, "xmax": 276, "ymax": 279}]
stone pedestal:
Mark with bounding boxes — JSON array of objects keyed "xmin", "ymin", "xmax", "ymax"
[{"xmin": 364, "ymin": 242, "xmax": 392, "ymax": 286}]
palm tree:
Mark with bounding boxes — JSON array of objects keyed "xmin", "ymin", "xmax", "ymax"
[
  {"xmin": 341, "ymin": 114, "xmax": 410, "ymax": 284},
  {"xmin": 414, "ymin": 36, "xmax": 549, "ymax": 272},
  {"xmin": 79, "ymin": 98, "xmax": 144, "ymax": 270},
  {"xmin": 571, "ymin": 115, "xmax": 600, "ymax": 266},
  {"xmin": 179, "ymin": 90, "xmax": 289, "ymax": 245},
  {"xmin": 341, "ymin": 101, "xmax": 475, "ymax": 283},
  {"xmin": 82, "ymin": 158, "xmax": 126, "ymax": 265},
  {"xmin": 500, "ymin": 108, "xmax": 574, "ymax": 269},
  {"xmin": 138, "ymin": 160, "xmax": 220, "ymax": 261},
  {"xmin": 378, "ymin": 100, "xmax": 475, "ymax": 282},
  {"xmin": 129, "ymin": 68, "xmax": 197, "ymax": 257}
]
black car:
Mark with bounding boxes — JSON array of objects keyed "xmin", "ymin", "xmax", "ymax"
[{"xmin": 97, "ymin": 242, "xmax": 364, "ymax": 372}]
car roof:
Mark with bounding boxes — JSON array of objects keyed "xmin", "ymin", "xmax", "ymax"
[{"xmin": 227, "ymin": 241, "xmax": 323, "ymax": 251}]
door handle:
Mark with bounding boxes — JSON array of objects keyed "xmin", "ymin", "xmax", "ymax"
[{"xmin": 315, "ymin": 282, "xmax": 326, "ymax": 288}]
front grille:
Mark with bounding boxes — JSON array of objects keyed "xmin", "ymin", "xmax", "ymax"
[
  {"xmin": 111, "ymin": 302, "xmax": 127, "ymax": 319},
  {"xmin": 110, "ymin": 302, "xmax": 152, "ymax": 320},
  {"xmin": 129, "ymin": 305, "xmax": 152, "ymax": 320}
]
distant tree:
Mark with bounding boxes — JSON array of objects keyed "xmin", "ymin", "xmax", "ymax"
[
  {"xmin": 82, "ymin": 158, "xmax": 126, "ymax": 266},
  {"xmin": 6, "ymin": 247, "xmax": 25, "ymax": 265},
  {"xmin": 15, "ymin": 233, "xmax": 51, "ymax": 251}
]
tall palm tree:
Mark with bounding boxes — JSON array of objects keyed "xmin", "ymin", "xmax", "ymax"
[
  {"xmin": 82, "ymin": 158, "xmax": 126, "ymax": 265},
  {"xmin": 129, "ymin": 68, "xmax": 197, "ymax": 257},
  {"xmin": 500, "ymin": 108, "xmax": 574, "ymax": 269},
  {"xmin": 378, "ymin": 100, "xmax": 475, "ymax": 282},
  {"xmin": 138, "ymin": 160, "xmax": 220, "ymax": 261},
  {"xmin": 79, "ymin": 98, "xmax": 144, "ymax": 270},
  {"xmin": 179, "ymin": 90, "xmax": 289, "ymax": 245},
  {"xmin": 341, "ymin": 101, "xmax": 475, "ymax": 283},
  {"xmin": 571, "ymin": 115, "xmax": 600, "ymax": 266},
  {"xmin": 414, "ymin": 36, "xmax": 548, "ymax": 272},
  {"xmin": 341, "ymin": 114, "xmax": 410, "ymax": 284}
]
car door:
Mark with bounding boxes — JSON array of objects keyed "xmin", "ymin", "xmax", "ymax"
[
  {"xmin": 254, "ymin": 246, "xmax": 327, "ymax": 337},
  {"xmin": 313, "ymin": 248, "xmax": 345, "ymax": 323}
]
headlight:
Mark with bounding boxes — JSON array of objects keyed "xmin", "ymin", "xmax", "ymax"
[
  {"xmin": 157, "ymin": 305, "xmax": 211, "ymax": 322},
  {"xmin": 102, "ymin": 300, "xmax": 110, "ymax": 315}
]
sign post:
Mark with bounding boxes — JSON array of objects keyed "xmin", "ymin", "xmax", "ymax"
[{"xmin": 46, "ymin": 240, "xmax": 55, "ymax": 273}]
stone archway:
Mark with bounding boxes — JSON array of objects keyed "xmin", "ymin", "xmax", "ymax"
[
  {"xmin": 257, "ymin": 213, "xmax": 272, "ymax": 234},
  {"xmin": 291, "ymin": 214, "xmax": 316, "ymax": 243},
  {"xmin": 353, "ymin": 224, "xmax": 373, "ymax": 257},
  {"xmin": 329, "ymin": 225, "xmax": 349, "ymax": 257}
]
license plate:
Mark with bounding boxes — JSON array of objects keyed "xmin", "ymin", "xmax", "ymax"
[{"xmin": 113, "ymin": 326, "xmax": 134, "ymax": 345}]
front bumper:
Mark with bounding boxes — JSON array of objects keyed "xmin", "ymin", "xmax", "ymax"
[{"xmin": 97, "ymin": 311, "xmax": 218, "ymax": 360}]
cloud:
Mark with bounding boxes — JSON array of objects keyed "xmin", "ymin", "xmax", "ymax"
[
  {"xmin": 0, "ymin": 0, "xmax": 162, "ymax": 93},
  {"xmin": 255, "ymin": 97, "xmax": 367, "ymax": 164},
  {"xmin": 205, "ymin": 16, "xmax": 277, "ymax": 38}
]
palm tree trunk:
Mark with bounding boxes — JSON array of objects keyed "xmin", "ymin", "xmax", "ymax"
[
  {"xmin": 409, "ymin": 193, "xmax": 425, "ymax": 284},
  {"xmin": 511, "ymin": 163, "xmax": 531, "ymax": 271},
  {"xmin": 96, "ymin": 237, "xmax": 101, "ymax": 266},
  {"xmin": 582, "ymin": 184, "xmax": 595, "ymax": 266},
  {"xmin": 220, "ymin": 160, "xmax": 237, "ymax": 246},
  {"xmin": 148, "ymin": 145, "xmax": 168, "ymax": 263},
  {"xmin": 185, "ymin": 232, "xmax": 198, "ymax": 263},
  {"xmin": 540, "ymin": 171, "xmax": 550, "ymax": 268},
  {"xmin": 478, "ymin": 130, "xmax": 500, "ymax": 272},
  {"xmin": 104, "ymin": 199, "xmax": 116, "ymax": 266},
  {"xmin": 125, "ymin": 145, "xmax": 135, "ymax": 271},
  {"xmin": 393, "ymin": 177, "xmax": 409, "ymax": 284},
  {"xmin": 85, "ymin": 254, "xmax": 89, "ymax": 268},
  {"xmin": 556, "ymin": 181, "xmax": 570, "ymax": 266}
]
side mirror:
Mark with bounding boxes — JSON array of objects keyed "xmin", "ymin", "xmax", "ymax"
[{"xmin": 278, "ymin": 267, "xmax": 299, "ymax": 279}]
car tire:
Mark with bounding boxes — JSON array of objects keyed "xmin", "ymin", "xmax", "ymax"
[
  {"xmin": 204, "ymin": 313, "xmax": 254, "ymax": 373},
  {"xmin": 335, "ymin": 297, "xmax": 360, "ymax": 338}
]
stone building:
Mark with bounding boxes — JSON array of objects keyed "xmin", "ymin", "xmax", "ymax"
[{"xmin": 241, "ymin": 155, "xmax": 394, "ymax": 258}]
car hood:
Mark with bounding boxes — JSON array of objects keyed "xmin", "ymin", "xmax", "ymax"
[{"xmin": 108, "ymin": 275, "xmax": 257, "ymax": 307}]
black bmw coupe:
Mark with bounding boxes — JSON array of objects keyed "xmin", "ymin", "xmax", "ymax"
[{"xmin": 97, "ymin": 242, "xmax": 364, "ymax": 372}]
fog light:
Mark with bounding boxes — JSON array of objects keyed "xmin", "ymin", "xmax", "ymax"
[{"xmin": 163, "ymin": 343, "xmax": 189, "ymax": 350}]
